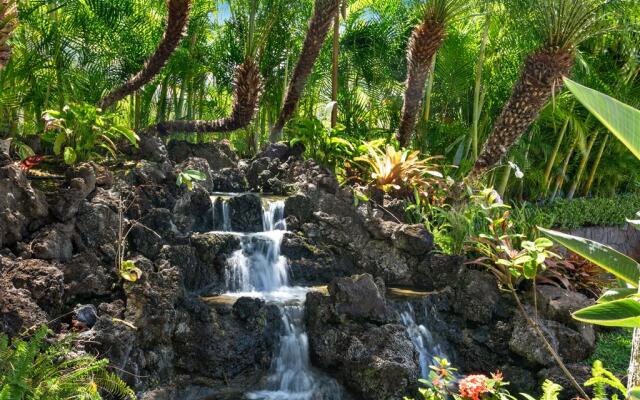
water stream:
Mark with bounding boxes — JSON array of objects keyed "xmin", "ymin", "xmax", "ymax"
[
  {"xmin": 399, "ymin": 303, "xmax": 446, "ymax": 379},
  {"xmin": 214, "ymin": 195, "xmax": 344, "ymax": 400}
]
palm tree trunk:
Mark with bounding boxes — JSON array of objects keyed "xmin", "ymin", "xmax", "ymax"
[
  {"xmin": 98, "ymin": 0, "xmax": 191, "ymax": 109},
  {"xmin": 145, "ymin": 59, "xmax": 262, "ymax": 136},
  {"xmin": 0, "ymin": 0, "xmax": 17, "ymax": 70},
  {"xmin": 331, "ymin": 8, "xmax": 339, "ymax": 128},
  {"xmin": 470, "ymin": 47, "xmax": 574, "ymax": 179},
  {"xmin": 396, "ymin": 15, "xmax": 447, "ymax": 148},
  {"xmin": 567, "ymin": 131, "xmax": 598, "ymax": 200},
  {"xmin": 582, "ymin": 135, "xmax": 608, "ymax": 196},
  {"xmin": 270, "ymin": 0, "xmax": 341, "ymax": 142}
]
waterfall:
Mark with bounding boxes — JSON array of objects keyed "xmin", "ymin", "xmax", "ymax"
[
  {"xmin": 214, "ymin": 195, "xmax": 344, "ymax": 399},
  {"xmin": 210, "ymin": 195, "xmax": 232, "ymax": 232},
  {"xmin": 247, "ymin": 305, "xmax": 344, "ymax": 400},
  {"xmin": 399, "ymin": 303, "xmax": 444, "ymax": 379}
]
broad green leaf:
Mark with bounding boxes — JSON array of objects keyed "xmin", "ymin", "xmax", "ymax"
[
  {"xmin": 184, "ymin": 170, "xmax": 206, "ymax": 181},
  {"xmin": 598, "ymin": 288, "xmax": 638, "ymax": 303},
  {"xmin": 629, "ymin": 387, "xmax": 640, "ymax": 400},
  {"xmin": 539, "ymin": 227, "xmax": 640, "ymax": 287},
  {"xmin": 572, "ymin": 299, "xmax": 640, "ymax": 328},
  {"xmin": 120, "ymin": 260, "xmax": 142, "ymax": 282},
  {"xmin": 54, "ymin": 132, "xmax": 65, "ymax": 155},
  {"xmin": 564, "ymin": 78, "xmax": 640, "ymax": 160},
  {"xmin": 63, "ymin": 147, "xmax": 77, "ymax": 165}
]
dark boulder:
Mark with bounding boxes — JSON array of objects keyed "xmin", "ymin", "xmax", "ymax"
[
  {"xmin": 0, "ymin": 284, "xmax": 48, "ymax": 338},
  {"xmin": 191, "ymin": 232, "xmax": 241, "ymax": 265},
  {"xmin": 391, "ymin": 224, "xmax": 434, "ymax": 256},
  {"xmin": 176, "ymin": 157, "xmax": 213, "ymax": 192},
  {"xmin": 30, "ymin": 223, "xmax": 74, "ymax": 262},
  {"xmin": 211, "ymin": 167, "xmax": 248, "ymax": 192},
  {"xmin": 173, "ymin": 186, "xmax": 213, "ymax": 233},
  {"xmin": 0, "ymin": 164, "xmax": 48, "ymax": 247},
  {"xmin": 454, "ymin": 269, "xmax": 503, "ymax": 324},
  {"xmin": 225, "ymin": 193, "xmax": 263, "ymax": 232},
  {"xmin": 305, "ymin": 275, "xmax": 419, "ymax": 399},
  {"xmin": 284, "ymin": 194, "xmax": 314, "ymax": 225},
  {"xmin": 1, "ymin": 257, "xmax": 65, "ymax": 316},
  {"xmin": 129, "ymin": 208, "xmax": 177, "ymax": 260},
  {"xmin": 138, "ymin": 135, "xmax": 169, "ymax": 163},
  {"xmin": 75, "ymin": 199, "xmax": 119, "ymax": 262},
  {"xmin": 49, "ymin": 163, "xmax": 97, "ymax": 221},
  {"xmin": 160, "ymin": 245, "xmax": 220, "ymax": 294},
  {"xmin": 168, "ymin": 140, "xmax": 238, "ymax": 170},
  {"xmin": 60, "ymin": 252, "xmax": 113, "ymax": 301}
]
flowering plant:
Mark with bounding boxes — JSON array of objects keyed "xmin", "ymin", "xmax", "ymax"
[{"xmin": 406, "ymin": 358, "xmax": 514, "ymax": 400}]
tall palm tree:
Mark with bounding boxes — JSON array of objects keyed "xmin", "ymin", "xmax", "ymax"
[
  {"xmin": 145, "ymin": 58, "xmax": 263, "ymax": 135},
  {"xmin": 98, "ymin": 0, "xmax": 192, "ymax": 109},
  {"xmin": 396, "ymin": 0, "xmax": 468, "ymax": 148},
  {"xmin": 269, "ymin": 0, "xmax": 341, "ymax": 143},
  {"xmin": 469, "ymin": 0, "xmax": 603, "ymax": 179},
  {"xmin": 0, "ymin": 0, "xmax": 17, "ymax": 70}
]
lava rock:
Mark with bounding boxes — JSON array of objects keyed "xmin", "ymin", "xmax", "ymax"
[
  {"xmin": 129, "ymin": 208, "xmax": 177, "ymax": 260},
  {"xmin": 1, "ymin": 257, "xmax": 65, "ymax": 316},
  {"xmin": 30, "ymin": 223, "xmax": 74, "ymax": 262},
  {"xmin": 454, "ymin": 269, "xmax": 501, "ymax": 324},
  {"xmin": 191, "ymin": 232, "xmax": 241, "ymax": 265},
  {"xmin": 60, "ymin": 252, "xmax": 113, "ymax": 301},
  {"xmin": 211, "ymin": 167, "xmax": 248, "ymax": 192},
  {"xmin": 537, "ymin": 363, "xmax": 592, "ymax": 400},
  {"xmin": 284, "ymin": 194, "xmax": 314, "ymax": 225},
  {"xmin": 160, "ymin": 245, "xmax": 220, "ymax": 294},
  {"xmin": 226, "ymin": 193, "xmax": 264, "ymax": 232},
  {"xmin": 328, "ymin": 274, "xmax": 395, "ymax": 324},
  {"xmin": 173, "ymin": 186, "xmax": 213, "ymax": 233},
  {"xmin": 0, "ymin": 164, "xmax": 48, "ymax": 247},
  {"xmin": 232, "ymin": 297, "xmax": 266, "ymax": 321},
  {"xmin": 391, "ymin": 224, "xmax": 434, "ymax": 256},
  {"xmin": 0, "ymin": 283, "xmax": 48, "ymax": 338},
  {"xmin": 176, "ymin": 157, "xmax": 213, "ymax": 192},
  {"xmin": 138, "ymin": 135, "xmax": 169, "ymax": 163},
  {"xmin": 49, "ymin": 163, "xmax": 97, "ymax": 221},
  {"xmin": 168, "ymin": 140, "xmax": 238, "ymax": 170}
]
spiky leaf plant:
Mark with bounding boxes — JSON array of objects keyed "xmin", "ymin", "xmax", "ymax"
[
  {"xmin": 469, "ymin": 0, "xmax": 604, "ymax": 179},
  {"xmin": 0, "ymin": 0, "xmax": 17, "ymax": 70},
  {"xmin": 147, "ymin": 58, "xmax": 263, "ymax": 135},
  {"xmin": 270, "ymin": 0, "xmax": 341, "ymax": 142},
  {"xmin": 98, "ymin": 0, "xmax": 192, "ymax": 109},
  {"xmin": 396, "ymin": 0, "xmax": 468, "ymax": 148}
]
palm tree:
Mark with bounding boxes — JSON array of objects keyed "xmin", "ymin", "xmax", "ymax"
[
  {"xmin": 0, "ymin": 0, "xmax": 17, "ymax": 70},
  {"xmin": 469, "ymin": 0, "xmax": 603, "ymax": 179},
  {"xmin": 396, "ymin": 0, "xmax": 468, "ymax": 148},
  {"xmin": 145, "ymin": 57, "xmax": 262, "ymax": 135},
  {"xmin": 98, "ymin": 0, "xmax": 192, "ymax": 109},
  {"xmin": 269, "ymin": 0, "xmax": 341, "ymax": 143}
]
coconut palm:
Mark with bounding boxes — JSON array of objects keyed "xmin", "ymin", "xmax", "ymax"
[
  {"xmin": 396, "ymin": 0, "xmax": 468, "ymax": 148},
  {"xmin": 469, "ymin": 0, "xmax": 604, "ymax": 179},
  {"xmin": 0, "ymin": 0, "xmax": 17, "ymax": 69},
  {"xmin": 98, "ymin": 0, "xmax": 192, "ymax": 109},
  {"xmin": 269, "ymin": 0, "xmax": 341, "ymax": 143}
]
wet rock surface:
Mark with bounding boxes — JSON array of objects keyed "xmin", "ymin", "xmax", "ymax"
[{"xmin": 0, "ymin": 141, "xmax": 597, "ymax": 398}]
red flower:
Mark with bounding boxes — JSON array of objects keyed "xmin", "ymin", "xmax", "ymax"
[{"xmin": 459, "ymin": 374, "xmax": 489, "ymax": 400}]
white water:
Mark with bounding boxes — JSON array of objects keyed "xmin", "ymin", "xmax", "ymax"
[
  {"xmin": 211, "ymin": 196, "xmax": 233, "ymax": 231},
  {"xmin": 400, "ymin": 304, "xmax": 444, "ymax": 379},
  {"xmin": 216, "ymin": 197, "xmax": 343, "ymax": 400}
]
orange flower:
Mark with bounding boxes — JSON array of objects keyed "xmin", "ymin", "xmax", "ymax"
[
  {"xmin": 491, "ymin": 371, "xmax": 503, "ymax": 382},
  {"xmin": 459, "ymin": 374, "xmax": 489, "ymax": 400}
]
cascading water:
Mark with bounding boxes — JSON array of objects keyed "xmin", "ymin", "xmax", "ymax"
[
  {"xmin": 211, "ymin": 195, "xmax": 233, "ymax": 232},
  {"xmin": 216, "ymin": 196, "xmax": 344, "ymax": 400},
  {"xmin": 399, "ymin": 303, "xmax": 444, "ymax": 379}
]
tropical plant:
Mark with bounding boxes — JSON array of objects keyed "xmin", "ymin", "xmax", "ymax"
[
  {"xmin": 540, "ymin": 78, "xmax": 640, "ymax": 390},
  {"xmin": 176, "ymin": 168, "xmax": 207, "ymax": 191},
  {"xmin": 396, "ymin": 0, "xmax": 468, "ymax": 148},
  {"xmin": 539, "ymin": 252, "xmax": 609, "ymax": 299},
  {"xmin": 270, "ymin": 0, "xmax": 341, "ymax": 142},
  {"xmin": 0, "ymin": 325, "xmax": 136, "ymax": 399},
  {"xmin": 470, "ymin": 0, "xmax": 604, "ymax": 179},
  {"xmin": 42, "ymin": 103, "xmax": 139, "ymax": 165},
  {"xmin": 98, "ymin": 0, "xmax": 192, "ymax": 109},
  {"xmin": 0, "ymin": 0, "xmax": 16, "ymax": 70},
  {"xmin": 354, "ymin": 142, "xmax": 446, "ymax": 199}
]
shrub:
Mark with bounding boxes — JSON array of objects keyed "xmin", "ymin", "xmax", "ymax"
[
  {"xmin": 588, "ymin": 331, "xmax": 632, "ymax": 376},
  {"xmin": 0, "ymin": 325, "xmax": 135, "ymax": 399}
]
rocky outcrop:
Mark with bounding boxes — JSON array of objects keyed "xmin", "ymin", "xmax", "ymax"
[
  {"xmin": 306, "ymin": 274, "xmax": 419, "ymax": 400},
  {"xmin": 0, "ymin": 164, "xmax": 48, "ymax": 248}
]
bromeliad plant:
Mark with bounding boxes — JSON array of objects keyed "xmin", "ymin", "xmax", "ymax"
[
  {"xmin": 354, "ymin": 142, "xmax": 447, "ymax": 199},
  {"xmin": 42, "ymin": 102, "xmax": 139, "ymax": 165}
]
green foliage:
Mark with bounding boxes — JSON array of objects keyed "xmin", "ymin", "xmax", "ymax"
[
  {"xmin": 0, "ymin": 326, "xmax": 135, "ymax": 400},
  {"xmin": 588, "ymin": 331, "xmax": 632, "ymax": 376},
  {"xmin": 119, "ymin": 260, "xmax": 143, "ymax": 283},
  {"xmin": 526, "ymin": 195, "xmax": 640, "ymax": 230},
  {"xmin": 42, "ymin": 102, "xmax": 139, "ymax": 165},
  {"xmin": 585, "ymin": 360, "xmax": 627, "ymax": 400},
  {"xmin": 176, "ymin": 169, "xmax": 207, "ymax": 191}
]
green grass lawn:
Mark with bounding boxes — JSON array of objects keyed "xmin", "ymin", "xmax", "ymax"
[{"xmin": 589, "ymin": 330, "xmax": 633, "ymax": 376}]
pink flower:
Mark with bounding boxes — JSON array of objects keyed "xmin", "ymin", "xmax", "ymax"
[{"xmin": 459, "ymin": 374, "xmax": 490, "ymax": 400}]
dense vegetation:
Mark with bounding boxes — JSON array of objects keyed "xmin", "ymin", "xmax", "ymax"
[{"xmin": 1, "ymin": 0, "xmax": 640, "ymax": 398}]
